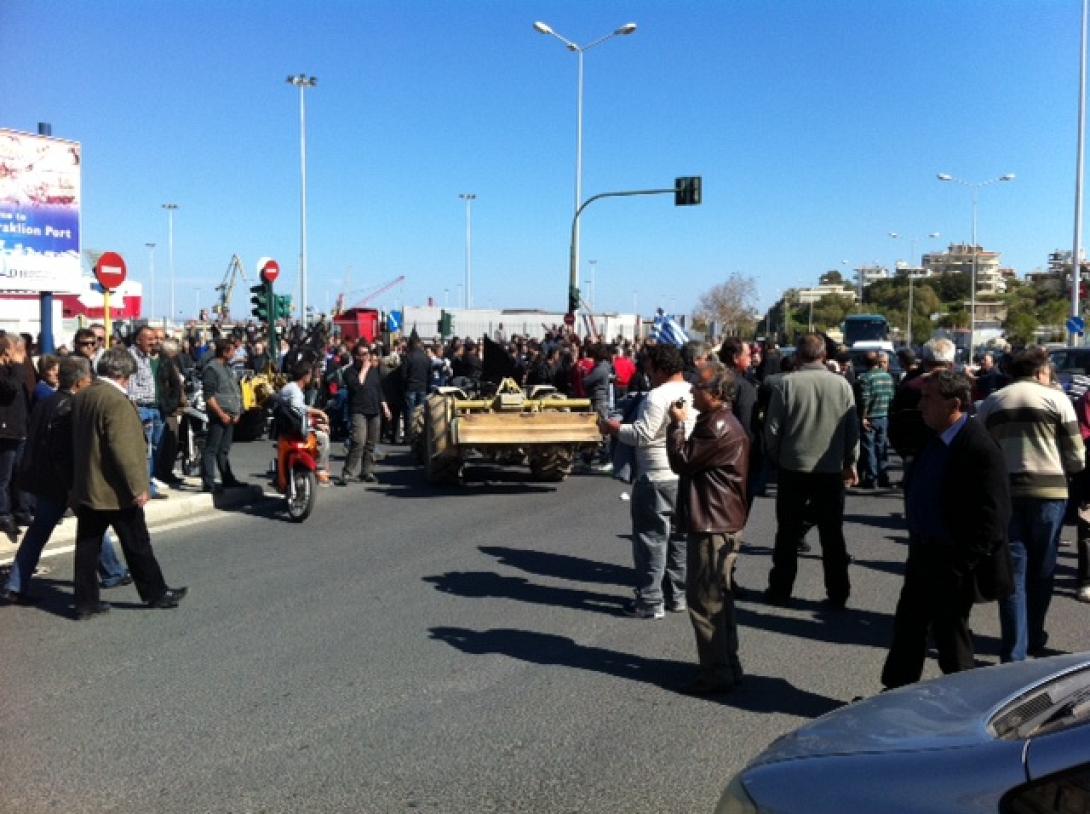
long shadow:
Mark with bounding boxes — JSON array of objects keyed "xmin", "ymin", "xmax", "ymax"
[
  {"xmin": 736, "ymin": 598, "xmax": 894, "ymax": 649},
  {"xmin": 424, "ymin": 571, "xmax": 625, "ymax": 616},
  {"xmin": 842, "ymin": 513, "xmax": 906, "ymax": 531},
  {"xmin": 371, "ymin": 463, "xmax": 558, "ymax": 499},
  {"xmin": 850, "ymin": 557, "xmax": 908, "ymax": 579},
  {"xmin": 429, "ymin": 626, "xmax": 845, "ymax": 716},
  {"xmin": 479, "ymin": 546, "xmax": 632, "ymax": 587}
]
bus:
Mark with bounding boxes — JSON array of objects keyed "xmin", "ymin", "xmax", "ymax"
[{"xmin": 842, "ymin": 314, "xmax": 891, "ymax": 349}]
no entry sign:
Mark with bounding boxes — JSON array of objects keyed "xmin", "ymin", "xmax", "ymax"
[
  {"xmin": 94, "ymin": 251, "xmax": 127, "ymax": 290},
  {"xmin": 259, "ymin": 257, "xmax": 280, "ymax": 285}
]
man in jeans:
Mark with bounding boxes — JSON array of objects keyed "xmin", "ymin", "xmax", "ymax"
[
  {"xmin": 977, "ymin": 346, "xmax": 1085, "ymax": 660},
  {"xmin": 127, "ymin": 326, "xmax": 168, "ymax": 500},
  {"xmin": 599, "ymin": 344, "xmax": 694, "ymax": 619},
  {"xmin": 857, "ymin": 350, "xmax": 894, "ymax": 489}
]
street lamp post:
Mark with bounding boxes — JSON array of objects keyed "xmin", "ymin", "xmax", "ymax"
[
  {"xmin": 937, "ymin": 172, "xmax": 1015, "ymax": 352},
  {"xmin": 161, "ymin": 204, "xmax": 178, "ymax": 326},
  {"xmin": 1073, "ymin": 0, "xmax": 1089, "ymax": 345},
  {"xmin": 459, "ymin": 193, "xmax": 476, "ymax": 308},
  {"xmin": 145, "ymin": 242, "xmax": 157, "ymax": 324},
  {"xmin": 287, "ymin": 73, "xmax": 318, "ymax": 325},
  {"xmin": 888, "ymin": 231, "xmax": 940, "ymax": 347},
  {"xmin": 533, "ymin": 20, "xmax": 637, "ymax": 317}
]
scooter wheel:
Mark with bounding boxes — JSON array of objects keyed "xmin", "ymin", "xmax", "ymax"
[{"xmin": 286, "ymin": 467, "xmax": 317, "ymax": 522}]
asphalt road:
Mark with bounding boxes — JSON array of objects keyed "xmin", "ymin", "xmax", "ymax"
[{"xmin": 3, "ymin": 439, "xmax": 1089, "ymax": 813}]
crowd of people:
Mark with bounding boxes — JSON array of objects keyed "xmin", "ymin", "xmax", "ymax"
[{"xmin": 3, "ymin": 316, "xmax": 1088, "ymax": 699}]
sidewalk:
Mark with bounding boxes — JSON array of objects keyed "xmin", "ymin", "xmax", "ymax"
[{"xmin": 0, "ymin": 478, "xmax": 267, "ymax": 565}]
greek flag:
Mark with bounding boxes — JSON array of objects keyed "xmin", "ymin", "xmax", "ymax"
[{"xmin": 649, "ymin": 308, "xmax": 688, "ymax": 347}]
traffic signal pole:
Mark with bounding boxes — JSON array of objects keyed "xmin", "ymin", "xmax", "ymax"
[{"xmin": 566, "ymin": 177, "xmax": 701, "ymax": 319}]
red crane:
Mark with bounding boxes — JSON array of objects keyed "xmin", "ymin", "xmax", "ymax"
[{"xmin": 332, "ymin": 275, "xmax": 406, "ymax": 315}]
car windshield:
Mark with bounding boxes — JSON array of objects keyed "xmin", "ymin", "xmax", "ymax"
[
  {"xmin": 990, "ymin": 666, "xmax": 1090, "ymax": 739},
  {"xmin": 1051, "ymin": 350, "xmax": 1088, "ymax": 373}
]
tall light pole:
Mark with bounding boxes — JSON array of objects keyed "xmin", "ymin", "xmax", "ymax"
[
  {"xmin": 161, "ymin": 204, "xmax": 178, "ymax": 324},
  {"xmin": 888, "ymin": 231, "xmax": 940, "ymax": 347},
  {"xmin": 459, "ymin": 193, "xmax": 476, "ymax": 308},
  {"xmin": 145, "ymin": 242, "xmax": 157, "ymax": 323},
  {"xmin": 287, "ymin": 73, "xmax": 317, "ymax": 324},
  {"xmin": 937, "ymin": 172, "xmax": 1015, "ymax": 351},
  {"xmin": 1073, "ymin": 0, "xmax": 1088, "ymax": 345},
  {"xmin": 533, "ymin": 20, "xmax": 637, "ymax": 317}
]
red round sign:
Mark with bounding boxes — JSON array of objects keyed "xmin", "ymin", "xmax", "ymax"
[
  {"xmin": 260, "ymin": 259, "xmax": 280, "ymax": 285},
  {"xmin": 563, "ymin": 311, "xmax": 576, "ymax": 326},
  {"xmin": 94, "ymin": 251, "xmax": 127, "ymax": 290}
]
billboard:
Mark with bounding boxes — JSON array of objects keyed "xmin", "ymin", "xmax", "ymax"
[{"xmin": 0, "ymin": 129, "xmax": 82, "ymax": 292}]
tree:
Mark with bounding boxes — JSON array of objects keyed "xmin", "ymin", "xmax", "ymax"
[
  {"xmin": 695, "ymin": 273, "xmax": 758, "ymax": 336},
  {"xmin": 819, "ymin": 269, "xmax": 844, "ymax": 285}
]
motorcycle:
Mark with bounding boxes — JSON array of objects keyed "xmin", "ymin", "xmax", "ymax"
[
  {"xmin": 179, "ymin": 369, "xmax": 208, "ymax": 477},
  {"xmin": 270, "ymin": 411, "xmax": 320, "ymax": 523}
]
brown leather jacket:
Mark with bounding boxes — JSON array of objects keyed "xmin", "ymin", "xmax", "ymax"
[{"xmin": 666, "ymin": 404, "xmax": 749, "ymax": 534}]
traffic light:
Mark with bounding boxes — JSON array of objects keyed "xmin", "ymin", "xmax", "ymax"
[
  {"xmin": 674, "ymin": 176, "xmax": 702, "ymax": 206},
  {"xmin": 274, "ymin": 294, "xmax": 292, "ymax": 320},
  {"xmin": 438, "ymin": 310, "xmax": 453, "ymax": 338},
  {"xmin": 250, "ymin": 284, "xmax": 270, "ymax": 321}
]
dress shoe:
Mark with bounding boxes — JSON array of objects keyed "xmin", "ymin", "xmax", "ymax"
[
  {"xmin": 75, "ymin": 601, "xmax": 111, "ymax": 620},
  {"xmin": 148, "ymin": 587, "xmax": 188, "ymax": 609},
  {"xmin": 0, "ymin": 517, "xmax": 17, "ymax": 543},
  {"xmin": 335, "ymin": 477, "xmax": 350, "ymax": 487},
  {"xmin": 763, "ymin": 588, "xmax": 792, "ymax": 607},
  {"xmin": 821, "ymin": 596, "xmax": 848, "ymax": 611},
  {"xmin": 797, "ymin": 539, "xmax": 812, "ymax": 553},
  {"xmin": 150, "ymin": 491, "xmax": 169, "ymax": 500},
  {"xmin": 13, "ymin": 513, "xmax": 33, "ymax": 527},
  {"xmin": 0, "ymin": 588, "xmax": 36, "ymax": 606},
  {"xmin": 221, "ymin": 479, "xmax": 248, "ymax": 489},
  {"xmin": 361, "ymin": 473, "xmax": 378, "ymax": 484}
]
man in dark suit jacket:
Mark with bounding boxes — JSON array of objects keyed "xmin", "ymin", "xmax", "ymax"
[
  {"xmin": 70, "ymin": 347, "xmax": 187, "ymax": 620},
  {"xmin": 881, "ymin": 371, "xmax": 1012, "ymax": 689}
]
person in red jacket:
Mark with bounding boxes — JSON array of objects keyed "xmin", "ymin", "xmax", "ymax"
[
  {"xmin": 666, "ymin": 364, "xmax": 750, "ymax": 695},
  {"xmin": 613, "ymin": 346, "xmax": 636, "ymax": 399}
]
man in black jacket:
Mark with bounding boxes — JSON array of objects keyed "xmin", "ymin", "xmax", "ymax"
[
  {"xmin": 154, "ymin": 338, "xmax": 186, "ymax": 487},
  {"xmin": 400, "ymin": 337, "xmax": 431, "ymax": 444},
  {"xmin": 881, "ymin": 371, "xmax": 1012, "ymax": 689},
  {"xmin": 339, "ymin": 342, "xmax": 391, "ymax": 485},
  {"xmin": 0, "ymin": 333, "xmax": 30, "ymax": 540},
  {"xmin": 718, "ymin": 338, "xmax": 762, "ymax": 507}
]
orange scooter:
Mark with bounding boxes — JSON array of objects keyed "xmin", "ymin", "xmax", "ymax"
[{"xmin": 274, "ymin": 426, "xmax": 320, "ymax": 522}]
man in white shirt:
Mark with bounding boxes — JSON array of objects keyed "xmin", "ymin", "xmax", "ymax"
[{"xmin": 600, "ymin": 344, "xmax": 694, "ymax": 619}]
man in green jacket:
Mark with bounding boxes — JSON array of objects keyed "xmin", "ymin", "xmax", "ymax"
[
  {"xmin": 763, "ymin": 333, "xmax": 860, "ymax": 608},
  {"xmin": 70, "ymin": 347, "xmax": 187, "ymax": 620}
]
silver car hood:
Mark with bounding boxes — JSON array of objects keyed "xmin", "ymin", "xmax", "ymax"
[{"xmin": 752, "ymin": 654, "xmax": 1090, "ymax": 766}]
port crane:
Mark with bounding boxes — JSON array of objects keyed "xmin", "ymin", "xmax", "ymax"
[{"xmin": 212, "ymin": 255, "xmax": 249, "ymax": 320}]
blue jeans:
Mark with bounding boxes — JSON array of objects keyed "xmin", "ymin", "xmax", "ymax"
[
  {"xmin": 630, "ymin": 476, "xmax": 686, "ymax": 609},
  {"xmin": 5, "ymin": 496, "xmax": 127, "ymax": 594},
  {"xmin": 138, "ymin": 406, "xmax": 164, "ymax": 493},
  {"xmin": 860, "ymin": 416, "xmax": 890, "ymax": 485},
  {"xmin": 403, "ymin": 390, "xmax": 427, "ymax": 441},
  {"xmin": 999, "ymin": 497, "xmax": 1066, "ymax": 662}
]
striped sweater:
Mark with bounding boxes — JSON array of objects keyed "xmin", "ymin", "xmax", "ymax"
[{"xmin": 976, "ymin": 379, "xmax": 1086, "ymax": 499}]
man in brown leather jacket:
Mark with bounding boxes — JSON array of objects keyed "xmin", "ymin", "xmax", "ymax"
[{"xmin": 667, "ymin": 364, "xmax": 750, "ymax": 694}]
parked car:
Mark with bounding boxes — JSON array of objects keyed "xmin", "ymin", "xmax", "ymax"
[
  {"xmin": 716, "ymin": 654, "xmax": 1090, "ymax": 813},
  {"xmin": 1049, "ymin": 347, "xmax": 1090, "ymax": 403}
]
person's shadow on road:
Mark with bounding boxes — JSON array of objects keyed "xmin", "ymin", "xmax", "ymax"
[
  {"xmin": 423, "ymin": 571, "xmax": 625, "ymax": 616},
  {"xmin": 429, "ymin": 626, "xmax": 845, "ymax": 717},
  {"xmin": 478, "ymin": 546, "xmax": 632, "ymax": 587}
]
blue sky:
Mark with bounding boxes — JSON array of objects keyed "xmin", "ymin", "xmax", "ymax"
[{"xmin": 2, "ymin": 0, "xmax": 1083, "ymax": 321}]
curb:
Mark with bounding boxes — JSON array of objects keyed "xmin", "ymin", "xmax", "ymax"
[{"xmin": 0, "ymin": 482, "xmax": 267, "ymax": 566}]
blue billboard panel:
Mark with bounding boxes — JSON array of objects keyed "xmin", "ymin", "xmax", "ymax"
[{"xmin": 0, "ymin": 129, "xmax": 82, "ymax": 292}]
